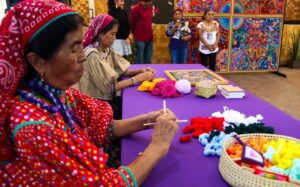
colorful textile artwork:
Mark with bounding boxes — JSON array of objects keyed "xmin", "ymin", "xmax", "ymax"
[
  {"xmin": 230, "ymin": 18, "xmax": 282, "ymax": 71},
  {"xmin": 176, "ymin": 0, "xmax": 230, "ymax": 13},
  {"xmin": 186, "ymin": 17, "xmax": 229, "ymax": 72},
  {"xmin": 234, "ymin": 0, "xmax": 285, "ymax": 14}
]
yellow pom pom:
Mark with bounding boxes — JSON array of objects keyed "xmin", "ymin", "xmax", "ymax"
[{"xmin": 137, "ymin": 78, "xmax": 166, "ymax": 92}]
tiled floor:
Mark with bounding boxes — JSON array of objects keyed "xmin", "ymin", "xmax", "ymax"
[{"xmin": 222, "ymin": 67, "xmax": 300, "ymax": 121}]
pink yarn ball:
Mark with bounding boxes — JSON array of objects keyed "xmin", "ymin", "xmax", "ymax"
[{"xmin": 151, "ymin": 80, "xmax": 181, "ymax": 98}]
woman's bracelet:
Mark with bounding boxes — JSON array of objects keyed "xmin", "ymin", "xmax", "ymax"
[{"xmin": 130, "ymin": 77, "xmax": 137, "ymax": 85}]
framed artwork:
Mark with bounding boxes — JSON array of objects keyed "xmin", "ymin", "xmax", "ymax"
[
  {"xmin": 230, "ymin": 18, "xmax": 282, "ymax": 71},
  {"xmin": 234, "ymin": 0, "xmax": 285, "ymax": 14},
  {"xmin": 165, "ymin": 69, "xmax": 229, "ymax": 86},
  {"xmin": 176, "ymin": 0, "xmax": 231, "ymax": 14},
  {"xmin": 172, "ymin": 0, "xmax": 284, "ymax": 72}
]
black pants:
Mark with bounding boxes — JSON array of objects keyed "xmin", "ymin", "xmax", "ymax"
[
  {"xmin": 200, "ymin": 52, "xmax": 217, "ymax": 71},
  {"xmin": 104, "ymin": 97, "xmax": 123, "ymax": 168}
]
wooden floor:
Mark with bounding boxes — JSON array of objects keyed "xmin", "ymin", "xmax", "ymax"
[{"xmin": 222, "ymin": 67, "xmax": 300, "ymax": 121}]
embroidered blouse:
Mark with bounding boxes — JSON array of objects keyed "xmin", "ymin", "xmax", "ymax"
[
  {"xmin": 0, "ymin": 80, "xmax": 137, "ymax": 186},
  {"xmin": 197, "ymin": 20, "xmax": 219, "ymax": 54}
]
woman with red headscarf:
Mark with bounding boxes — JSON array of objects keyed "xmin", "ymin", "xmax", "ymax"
[
  {"xmin": 78, "ymin": 14, "xmax": 156, "ymax": 119},
  {"xmin": 0, "ymin": 0, "xmax": 178, "ymax": 186}
]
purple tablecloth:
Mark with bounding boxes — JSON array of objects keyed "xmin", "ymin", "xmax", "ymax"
[{"xmin": 121, "ymin": 64, "xmax": 300, "ymax": 187}]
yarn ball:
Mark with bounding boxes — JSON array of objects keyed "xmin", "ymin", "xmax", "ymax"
[
  {"xmin": 175, "ymin": 79, "xmax": 192, "ymax": 94},
  {"xmin": 199, "ymin": 131, "xmax": 232, "ymax": 157},
  {"xmin": 151, "ymin": 80, "xmax": 181, "ymax": 98},
  {"xmin": 225, "ymin": 123, "xmax": 274, "ymax": 135}
]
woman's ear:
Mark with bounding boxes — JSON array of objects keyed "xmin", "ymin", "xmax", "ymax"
[{"xmin": 26, "ymin": 52, "xmax": 47, "ymax": 75}]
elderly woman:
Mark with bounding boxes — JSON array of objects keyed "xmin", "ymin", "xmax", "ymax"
[
  {"xmin": 0, "ymin": 0, "xmax": 178, "ymax": 186},
  {"xmin": 78, "ymin": 14, "xmax": 155, "ymax": 119}
]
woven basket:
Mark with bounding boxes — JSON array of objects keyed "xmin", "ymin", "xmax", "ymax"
[
  {"xmin": 194, "ymin": 80, "xmax": 217, "ymax": 98},
  {"xmin": 219, "ymin": 133, "xmax": 300, "ymax": 187}
]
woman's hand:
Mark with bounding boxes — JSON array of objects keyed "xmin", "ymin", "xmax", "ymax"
[
  {"xmin": 145, "ymin": 109, "xmax": 163, "ymax": 124},
  {"xmin": 125, "ymin": 38, "xmax": 131, "ymax": 45},
  {"xmin": 134, "ymin": 71, "xmax": 155, "ymax": 82},
  {"xmin": 181, "ymin": 35, "xmax": 191, "ymax": 41},
  {"xmin": 208, "ymin": 45, "xmax": 215, "ymax": 51},
  {"xmin": 150, "ymin": 110, "xmax": 178, "ymax": 150},
  {"xmin": 140, "ymin": 67, "xmax": 156, "ymax": 75},
  {"xmin": 213, "ymin": 43, "xmax": 218, "ymax": 49}
]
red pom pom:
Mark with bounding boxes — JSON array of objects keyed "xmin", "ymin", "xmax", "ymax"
[
  {"xmin": 179, "ymin": 135, "xmax": 192, "ymax": 143},
  {"xmin": 182, "ymin": 125, "xmax": 193, "ymax": 134},
  {"xmin": 192, "ymin": 131, "xmax": 201, "ymax": 138}
]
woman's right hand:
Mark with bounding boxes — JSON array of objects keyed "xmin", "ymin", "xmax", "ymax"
[
  {"xmin": 134, "ymin": 71, "xmax": 154, "ymax": 82},
  {"xmin": 150, "ymin": 110, "xmax": 178, "ymax": 152}
]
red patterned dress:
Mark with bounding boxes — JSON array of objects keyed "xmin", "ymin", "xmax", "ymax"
[{"xmin": 0, "ymin": 88, "xmax": 136, "ymax": 186}]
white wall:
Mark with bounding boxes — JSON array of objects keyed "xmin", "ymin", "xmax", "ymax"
[{"xmin": 0, "ymin": 1, "xmax": 7, "ymax": 22}]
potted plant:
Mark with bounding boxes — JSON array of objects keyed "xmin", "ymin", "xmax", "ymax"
[{"xmin": 286, "ymin": 28, "xmax": 300, "ymax": 68}]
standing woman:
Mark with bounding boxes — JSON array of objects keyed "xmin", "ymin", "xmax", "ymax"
[
  {"xmin": 166, "ymin": 9, "xmax": 192, "ymax": 64},
  {"xmin": 108, "ymin": 0, "xmax": 132, "ymax": 57},
  {"xmin": 197, "ymin": 8, "xmax": 220, "ymax": 71}
]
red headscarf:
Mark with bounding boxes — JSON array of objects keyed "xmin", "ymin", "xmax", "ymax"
[
  {"xmin": 82, "ymin": 14, "xmax": 114, "ymax": 48},
  {"xmin": 0, "ymin": 0, "xmax": 76, "ymax": 162}
]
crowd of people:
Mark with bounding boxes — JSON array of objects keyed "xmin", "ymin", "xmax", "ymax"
[{"xmin": 0, "ymin": 0, "xmax": 219, "ymax": 185}]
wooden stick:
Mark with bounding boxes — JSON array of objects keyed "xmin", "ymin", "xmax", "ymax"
[
  {"xmin": 163, "ymin": 100, "xmax": 166, "ymax": 114},
  {"xmin": 143, "ymin": 120, "xmax": 188, "ymax": 126}
]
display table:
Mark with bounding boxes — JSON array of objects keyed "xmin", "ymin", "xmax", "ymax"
[{"xmin": 121, "ymin": 64, "xmax": 300, "ymax": 187}]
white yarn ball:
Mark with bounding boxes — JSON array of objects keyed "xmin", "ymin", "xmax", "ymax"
[{"xmin": 175, "ymin": 79, "xmax": 191, "ymax": 94}]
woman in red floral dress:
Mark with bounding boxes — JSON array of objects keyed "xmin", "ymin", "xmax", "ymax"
[{"xmin": 0, "ymin": 0, "xmax": 178, "ymax": 186}]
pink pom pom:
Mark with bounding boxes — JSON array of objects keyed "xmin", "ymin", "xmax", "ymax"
[{"xmin": 150, "ymin": 80, "xmax": 181, "ymax": 98}]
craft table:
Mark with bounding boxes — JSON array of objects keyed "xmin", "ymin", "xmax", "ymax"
[{"xmin": 121, "ymin": 64, "xmax": 300, "ymax": 187}]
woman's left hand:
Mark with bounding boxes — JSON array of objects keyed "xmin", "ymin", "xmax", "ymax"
[
  {"xmin": 140, "ymin": 67, "xmax": 156, "ymax": 75},
  {"xmin": 125, "ymin": 38, "xmax": 131, "ymax": 45},
  {"xmin": 145, "ymin": 109, "xmax": 164, "ymax": 124}
]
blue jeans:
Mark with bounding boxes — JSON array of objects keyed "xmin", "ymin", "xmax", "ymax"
[
  {"xmin": 134, "ymin": 41, "xmax": 153, "ymax": 64},
  {"xmin": 170, "ymin": 48, "xmax": 188, "ymax": 64}
]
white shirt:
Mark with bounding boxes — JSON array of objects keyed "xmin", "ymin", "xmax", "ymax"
[{"xmin": 197, "ymin": 21, "xmax": 219, "ymax": 54}]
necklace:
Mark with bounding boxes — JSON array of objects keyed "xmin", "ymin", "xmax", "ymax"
[{"xmin": 18, "ymin": 78, "xmax": 82, "ymax": 134}]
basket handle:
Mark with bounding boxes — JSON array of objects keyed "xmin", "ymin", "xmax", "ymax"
[{"xmin": 233, "ymin": 134, "xmax": 246, "ymax": 146}]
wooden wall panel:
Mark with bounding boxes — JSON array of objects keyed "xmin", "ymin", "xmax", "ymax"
[
  {"xmin": 285, "ymin": 0, "xmax": 300, "ymax": 21},
  {"xmin": 72, "ymin": 0, "xmax": 90, "ymax": 24}
]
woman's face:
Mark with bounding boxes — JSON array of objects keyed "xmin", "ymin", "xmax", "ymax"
[
  {"xmin": 204, "ymin": 10, "xmax": 215, "ymax": 22},
  {"xmin": 115, "ymin": 0, "xmax": 125, "ymax": 9},
  {"xmin": 173, "ymin": 11, "xmax": 182, "ymax": 21},
  {"xmin": 98, "ymin": 24, "xmax": 118, "ymax": 48},
  {"xmin": 43, "ymin": 27, "xmax": 86, "ymax": 90}
]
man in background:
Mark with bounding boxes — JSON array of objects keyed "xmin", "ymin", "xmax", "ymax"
[{"xmin": 130, "ymin": 0, "xmax": 153, "ymax": 64}]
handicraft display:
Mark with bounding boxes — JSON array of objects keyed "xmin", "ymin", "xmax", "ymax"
[
  {"xmin": 230, "ymin": 18, "xmax": 282, "ymax": 71},
  {"xmin": 175, "ymin": 0, "xmax": 285, "ymax": 72},
  {"xmin": 176, "ymin": 0, "xmax": 231, "ymax": 13}
]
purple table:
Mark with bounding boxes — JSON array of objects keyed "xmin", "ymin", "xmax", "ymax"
[{"xmin": 121, "ymin": 64, "xmax": 300, "ymax": 187}]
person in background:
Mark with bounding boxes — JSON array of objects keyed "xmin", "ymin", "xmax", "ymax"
[
  {"xmin": 197, "ymin": 8, "xmax": 220, "ymax": 71},
  {"xmin": 108, "ymin": 0, "xmax": 132, "ymax": 58},
  {"xmin": 0, "ymin": 1, "xmax": 178, "ymax": 186},
  {"xmin": 78, "ymin": 14, "xmax": 155, "ymax": 119},
  {"xmin": 166, "ymin": 9, "xmax": 192, "ymax": 64},
  {"xmin": 130, "ymin": 0, "xmax": 153, "ymax": 64}
]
